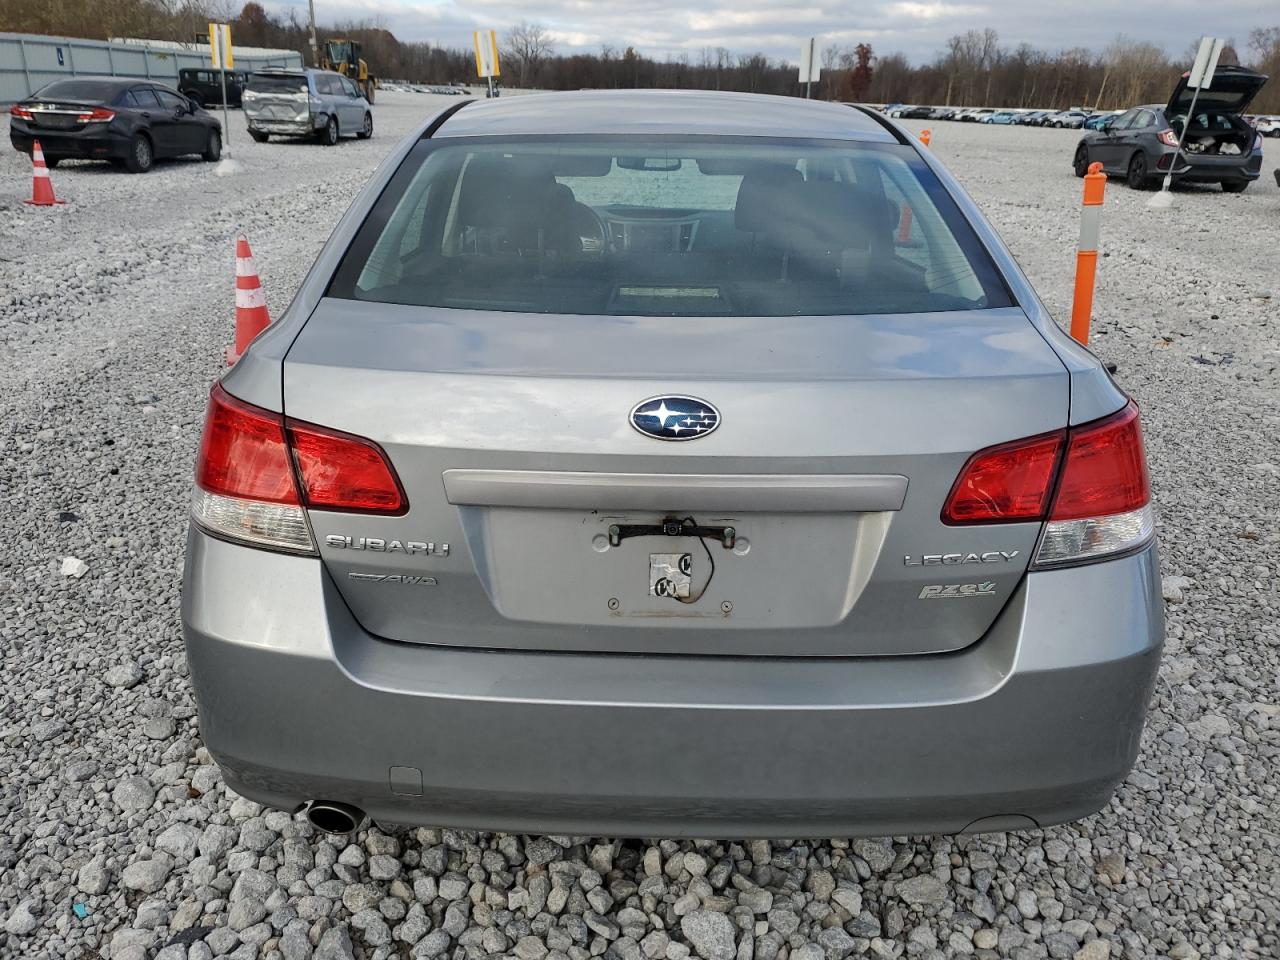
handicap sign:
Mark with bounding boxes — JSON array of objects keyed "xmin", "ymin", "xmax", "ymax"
[{"xmin": 56, "ymin": 47, "xmax": 64, "ymax": 66}]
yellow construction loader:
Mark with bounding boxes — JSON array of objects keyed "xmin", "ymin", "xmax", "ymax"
[{"xmin": 322, "ymin": 39, "xmax": 376, "ymax": 103}]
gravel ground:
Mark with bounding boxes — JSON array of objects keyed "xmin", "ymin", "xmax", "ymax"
[{"xmin": 1, "ymin": 95, "xmax": 1277, "ymax": 960}]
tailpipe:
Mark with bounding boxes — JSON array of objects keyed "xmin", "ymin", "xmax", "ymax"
[{"xmin": 305, "ymin": 800, "xmax": 365, "ymax": 834}]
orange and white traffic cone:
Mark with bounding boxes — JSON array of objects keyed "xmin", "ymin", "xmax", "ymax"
[
  {"xmin": 25, "ymin": 140, "xmax": 65, "ymax": 206},
  {"xmin": 919, "ymin": 128, "xmax": 932, "ymax": 147},
  {"xmin": 226, "ymin": 236, "xmax": 271, "ymax": 365}
]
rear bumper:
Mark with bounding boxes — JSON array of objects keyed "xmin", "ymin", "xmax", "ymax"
[
  {"xmin": 245, "ymin": 114, "xmax": 321, "ymax": 135},
  {"xmin": 9, "ymin": 125, "xmax": 130, "ymax": 159},
  {"xmin": 183, "ymin": 528, "xmax": 1163, "ymax": 837},
  {"xmin": 1157, "ymin": 146, "xmax": 1262, "ymax": 182}
]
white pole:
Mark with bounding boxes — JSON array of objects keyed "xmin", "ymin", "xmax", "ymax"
[
  {"xmin": 805, "ymin": 37, "xmax": 814, "ymax": 99},
  {"xmin": 218, "ymin": 30, "xmax": 232, "ymax": 155}
]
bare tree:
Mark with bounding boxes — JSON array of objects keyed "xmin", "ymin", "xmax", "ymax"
[{"xmin": 503, "ymin": 20, "xmax": 553, "ymax": 89}]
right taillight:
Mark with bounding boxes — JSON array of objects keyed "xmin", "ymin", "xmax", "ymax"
[
  {"xmin": 192, "ymin": 385, "xmax": 407, "ymax": 554},
  {"xmin": 1035, "ymin": 402, "xmax": 1152, "ymax": 566},
  {"xmin": 943, "ymin": 401, "xmax": 1154, "ymax": 568}
]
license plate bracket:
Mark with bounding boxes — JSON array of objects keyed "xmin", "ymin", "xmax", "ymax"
[{"xmin": 608, "ymin": 517, "xmax": 736, "ymax": 549}]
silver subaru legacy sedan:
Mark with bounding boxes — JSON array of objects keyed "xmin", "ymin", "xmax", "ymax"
[{"xmin": 182, "ymin": 90, "xmax": 1162, "ymax": 839}]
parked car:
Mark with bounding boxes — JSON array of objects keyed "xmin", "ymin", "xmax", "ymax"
[
  {"xmin": 178, "ymin": 68, "xmax": 249, "ymax": 108},
  {"xmin": 1048, "ymin": 111, "xmax": 1089, "ymax": 128},
  {"xmin": 1073, "ymin": 65, "xmax": 1267, "ymax": 192},
  {"xmin": 1253, "ymin": 115, "xmax": 1280, "ymax": 137},
  {"xmin": 957, "ymin": 108, "xmax": 996, "ymax": 122},
  {"xmin": 8, "ymin": 76, "xmax": 221, "ymax": 173},
  {"xmin": 930, "ymin": 107, "xmax": 957, "ymax": 120},
  {"xmin": 897, "ymin": 105, "xmax": 934, "ymax": 119},
  {"xmin": 1016, "ymin": 110, "xmax": 1050, "ymax": 125},
  {"xmin": 242, "ymin": 68, "xmax": 373, "ymax": 145},
  {"xmin": 183, "ymin": 89, "xmax": 1162, "ymax": 838},
  {"xmin": 881, "ymin": 102, "xmax": 904, "ymax": 115},
  {"xmin": 981, "ymin": 111, "xmax": 1018, "ymax": 124}
]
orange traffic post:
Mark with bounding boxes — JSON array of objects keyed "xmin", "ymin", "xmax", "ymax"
[
  {"xmin": 226, "ymin": 235, "xmax": 271, "ymax": 365},
  {"xmin": 1069, "ymin": 161, "xmax": 1107, "ymax": 345},
  {"xmin": 919, "ymin": 128, "xmax": 932, "ymax": 147}
]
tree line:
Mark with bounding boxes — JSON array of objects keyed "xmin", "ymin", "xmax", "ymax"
[{"xmin": 3, "ymin": 1, "xmax": 1277, "ymax": 114}]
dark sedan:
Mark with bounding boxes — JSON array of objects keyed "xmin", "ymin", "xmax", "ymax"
[
  {"xmin": 1073, "ymin": 65, "xmax": 1267, "ymax": 192},
  {"xmin": 8, "ymin": 77, "xmax": 223, "ymax": 173}
]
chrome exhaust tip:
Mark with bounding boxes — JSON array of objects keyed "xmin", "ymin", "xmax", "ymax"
[{"xmin": 305, "ymin": 800, "xmax": 364, "ymax": 834}]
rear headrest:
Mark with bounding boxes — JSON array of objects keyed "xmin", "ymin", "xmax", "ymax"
[
  {"xmin": 455, "ymin": 155, "xmax": 557, "ymax": 229},
  {"xmin": 780, "ymin": 180, "xmax": 893, "ymax": 252},
  {"xmin": 734, "ymin": 165, "xmax": 803, "ymax": 234}
]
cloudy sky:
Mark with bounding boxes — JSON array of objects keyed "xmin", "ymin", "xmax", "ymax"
[{"xmin": 267, "ymin": 0, "xmax": 1267, "ymax": 64}]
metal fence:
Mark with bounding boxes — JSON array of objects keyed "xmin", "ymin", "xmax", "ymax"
[{"xmin": 0, "ymin": 33, "xmax": 303, "ymax": 105}]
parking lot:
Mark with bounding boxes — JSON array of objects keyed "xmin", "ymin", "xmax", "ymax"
[{"xmin": 1, "ymin": 90, "xmax": 1277, "ymax": 960}]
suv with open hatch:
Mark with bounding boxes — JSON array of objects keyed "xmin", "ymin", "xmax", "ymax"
[{"xmin": 183, "ymin": 90, "xmax": 1162, "ymax": 839}]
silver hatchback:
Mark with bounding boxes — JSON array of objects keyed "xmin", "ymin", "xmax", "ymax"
[{"xmin": 182, "ymin": 90, "xmax": 1162, "ymax": 838}]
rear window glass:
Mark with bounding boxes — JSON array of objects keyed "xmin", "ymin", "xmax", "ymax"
[
  {"xmin": 330, "ymin": 137, "xmax": 1013, "ymax": 317},
  {"xmin": 34, "ymin": 80, "xmax": 121, "ymax": 101},
  {"xmin": 248, "ymin": 74, "xmax": 308, "ymax": 94}
]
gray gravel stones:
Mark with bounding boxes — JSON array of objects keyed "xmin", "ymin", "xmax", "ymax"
[
  {"xmin": 112, "ymin": 775, "xmax": 156, "ymax": 814},
  {"xmin": 3, "ymin": 901, "xmax": 38, "ymax": 936},
  {"xmin": 897, "ymin": 874, "xmax": 947, "ymax": 905},
  {"xmin": 121, "ymin": 853, "xmax": 174, "ymax": 893},
  {"xmin": 103, "ymin": 658, "xmax": 145, "ymax": 688},
  {"xmin": 0, "ymin": 104, "xmax": 1276, "ymax": 960},
  {"xmin": 680, "ymin": 910, "xmax": 737, "ymax": 960}
]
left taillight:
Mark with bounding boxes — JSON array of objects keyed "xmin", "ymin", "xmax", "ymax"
[
  {"xmin": 77, "ymin": 107, "xmax": 115, "ymax": 123},
  {"xmin": 192, "ymin": 385, "xmax": 407, "ymax": 554},
  {"xmin": 1157, "ymin": 129, "xmax": 1179, "ymax": 147},
  {"xmin": 9, "ymin": 105, "xmax": 33, "ymax": 120},
  {"xmin": 193, "ymin": 385, "xmax": 314, "ymax": 553}
]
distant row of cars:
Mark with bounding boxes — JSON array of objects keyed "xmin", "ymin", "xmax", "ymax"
[
  {"xmin": 885, "ymin": 101, "xmax": 1280, "ymax": 137},
  {"xmin": 885, "ymin": 104, "xmax": 1102, "ymax": 128},
  {"xmin": 380, "ymin": 83, "xmax": 469, "ymax": 95}
]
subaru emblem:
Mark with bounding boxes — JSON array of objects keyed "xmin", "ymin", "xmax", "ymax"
[{"xmin": 630, "ymin": 396, "xmax": 720, "ymax": 441}]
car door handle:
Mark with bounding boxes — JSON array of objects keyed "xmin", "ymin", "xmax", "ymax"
[{"xmin": 442, "ymin": 469, "xmax": 909, "ymax": 512}]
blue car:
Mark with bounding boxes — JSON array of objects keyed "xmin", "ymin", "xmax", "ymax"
[
  {"xmin": 1084, "ymin": 113, "xmax": 1119, "ymax": 131},
  {"xmin": 982, "ymin": 111, "xmax": 1018, "ymax": 124}
]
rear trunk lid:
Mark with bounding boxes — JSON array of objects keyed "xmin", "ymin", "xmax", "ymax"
[
  {"xmin": 1166, "ymin": 65, "xmax": 1268, "ymax": 118},
  {"xmin": 284, "ymin": 301, "xmax": 1068, "ymax": 657}
]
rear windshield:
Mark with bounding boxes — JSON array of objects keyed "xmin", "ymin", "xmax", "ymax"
[
  {"xmin": 248, "ymin": 73, "xmax": 307, "ymax": 94},
  {"xmin": 33, "ymin": 80, "xmax": 121, "ymax": 102},
  {"xmin": 330, "ymin": 136, "xmax": 1013, "ymax": 317}
]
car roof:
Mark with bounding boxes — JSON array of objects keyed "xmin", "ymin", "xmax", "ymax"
[{"xmin": 435, "ymin": 89, "xmax": 899, "ymax": 143}]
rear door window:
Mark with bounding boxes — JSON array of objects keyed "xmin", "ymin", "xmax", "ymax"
[
  {"xmin": 331, "ymin": 137, "xmax": 1013, "ymax": 317},
  {"xmin": 248, "ymin": 74, "xmax": 308, "ymax": 95},
  {"xmin": 155, "ymin": 90, "xmax": 187, "ymax": 110},
  {"xmin": 128, "ymin": 88, "xmax": 162, "ymax": 108}
]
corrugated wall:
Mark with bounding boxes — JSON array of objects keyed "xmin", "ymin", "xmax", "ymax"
[{"xmin": 0, "ymin": 33, "xmax": 304, "ymax": 104}]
